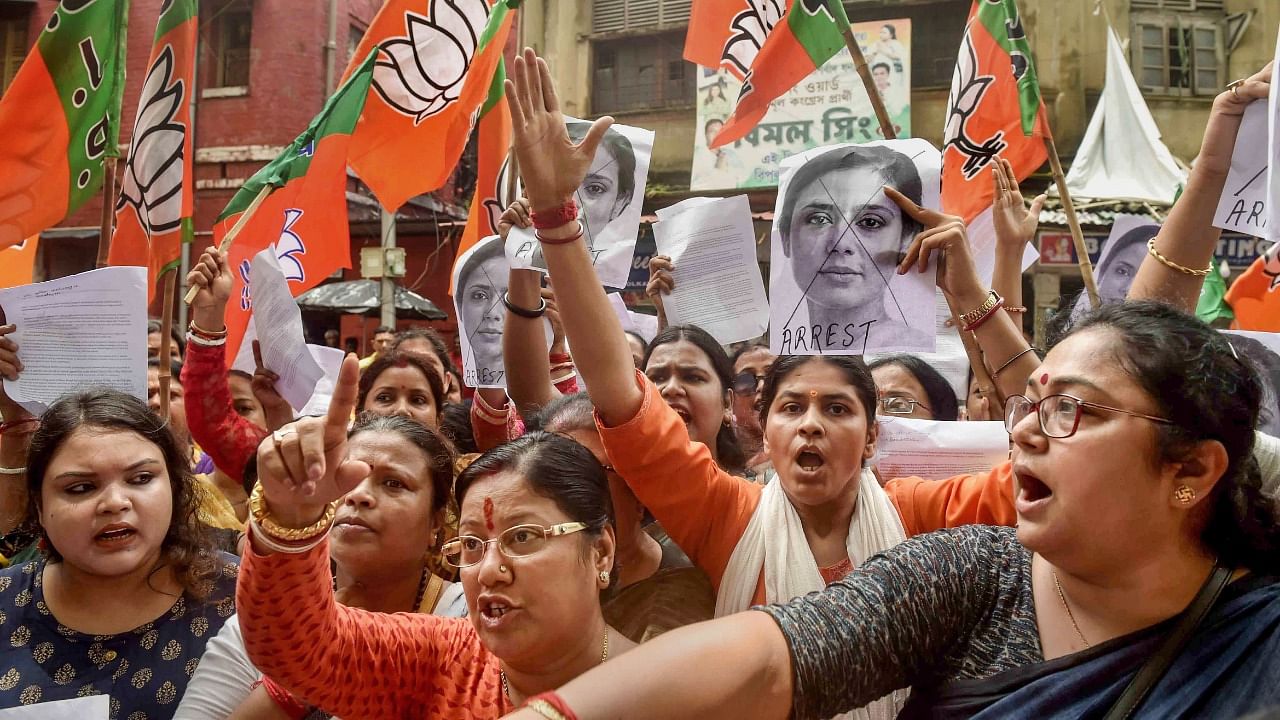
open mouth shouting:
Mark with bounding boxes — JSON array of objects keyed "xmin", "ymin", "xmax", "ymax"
[
  {"xmin": 477, "ymin": 594, "xmax": 521, "ymax": 630},
  {"xmin": 1014, "ymin": 466, "xmax": 1053, "ymax": 516},
  {"xmin": 795, "ymin": 446, "xmax": 826, "ymax": 473},
  {"xmin": 93, "ymin": 523, "xmax": 138, "ymax": 548}
]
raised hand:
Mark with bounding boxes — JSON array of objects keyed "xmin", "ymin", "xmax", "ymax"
[
  {"xmin": 504, "ymin": 48, "xmax": 613, "ymax": 213},
  {"xmin": 887, "ymin": 186, "xmax": 987, "ymax": 308},
  {"xmin": 254, "ymin": 354, "xmax": 368, "ymax": 529},
  {"xmin": 542, "ymin": 285, "xmax": 567, "ymax": 355},
  {"xmin": 251, "ymin": 340, "xmax": 295, "ymax": 432},
  {"xmin": 1214, "ymin": 62, "xmax": 1272, "ymax": 118},
  {"xmin": 992, "ymin": 158, "xmax": 1046, "ymax": 250},
  {"xmin": 187, "ymin": 246, "xmax": 233, "ymax": 331},
  {"xmin": 499, "ymin": 197, "xmax": 532, "ymax": 240},
  {"xmin": 645, "ymin": 255, "xmax": 674, "ymax": 330}
]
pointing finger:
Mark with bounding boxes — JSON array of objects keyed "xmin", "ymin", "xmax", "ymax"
[
  {"xmin": 883, "ymin": 186, "xmax": 944, "ymax": 227},
  {"xmin": 324, "ymin": 354, "xmax": 360, "ymax": 444}
]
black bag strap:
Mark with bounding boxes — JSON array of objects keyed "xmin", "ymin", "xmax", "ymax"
[{"xmin": 1101, "ymin": 564, "xmax": 1232, "ymax": 720}]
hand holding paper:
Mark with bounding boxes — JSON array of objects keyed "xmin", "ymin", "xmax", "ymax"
[{"xmin": 248, "ymin": 248, "xmax": 324, "ymax": 411}]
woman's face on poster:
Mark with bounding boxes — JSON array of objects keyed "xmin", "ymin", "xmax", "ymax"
[
  {"xmin": 577, "ymin": 145, "xmax": 626, "ymax": 239},
  {"xmin": 784, "ymin": 165, "xmax": 906, "ymax": 312},
  {"xmin": 460, "ymin": 255, "xmax": 508, "ymax": 364},
  {"xmin": 1097, "ymin": 232, "xmax": 1154, "ymax": 303}
]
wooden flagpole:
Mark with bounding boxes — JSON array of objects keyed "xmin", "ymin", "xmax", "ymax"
[
  {"xmin": 157, "ymin": 269, "xmax": 178, "ymax": 420},
  {"xmin": 831, "ymin": 0, "xmax": 1000, "ymax": 401},
  {"xmin": 182, "ymin": 183, "xmax": 273, "ymax": 304},
  {"xmin": 1044, "ymin": 134, "xmax": 1101, "ymax": 308},
  {"xmin": 95, "ymin": 158, "xmax": 118, "ymax": 268}
]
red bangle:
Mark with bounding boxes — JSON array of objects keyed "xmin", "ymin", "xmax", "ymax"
[
  {"xmin": 532, "ymin": 199, "xmax": 579, "ymax": 230},
  {"xmin": 535, "ymin": 226, "xmax": 584, "ymax": 246},
  {"xmin": 548, "ymin": 352, "xmax": 571, "ymax": 364},
  {"xmin": 962, "ymin": 297, "xmax": 1005, "ymax": 332},
  {"xmin": 0, "ymin": 418, "xmax": 39, "ymax": 436}
]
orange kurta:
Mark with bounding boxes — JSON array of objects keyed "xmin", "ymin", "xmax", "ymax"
[
  {"xmin": 596, "ymin": 371, "xmax": 1017, "ymax": 606},
  {"xmin": 237, "ymin": 535, "xmax": 510, "ymax": 719}
]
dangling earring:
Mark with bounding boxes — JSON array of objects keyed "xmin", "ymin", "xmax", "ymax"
[{"xmin": 1174, "ymin": 485, "xmax": 1196, "ymax": 505}]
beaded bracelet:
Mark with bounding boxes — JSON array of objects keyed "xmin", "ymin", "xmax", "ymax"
[
  {"xmin": 1146, "ymin": 238, "xmax": 1212, "ymax": 277},
  {"xmin": 531, "ymin": 199, "xmax": 579, "ymax": 230},
  {"xmin": 1004, "ymin": 306, "xmax": 1028, "ymax": 314}
]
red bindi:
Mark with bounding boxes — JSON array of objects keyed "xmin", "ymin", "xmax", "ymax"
[
  {"xmin": 483, "ymin": 497, "xmax": 495, "ymax": 532},
  {"xmin": 1039, "ymin": 373, "xmax": 1049, "ymax": 386}
]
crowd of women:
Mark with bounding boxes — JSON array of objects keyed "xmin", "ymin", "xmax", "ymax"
[{"xmin": 0, "ymin": 48, "xmax": 1277, "ymax": 719}]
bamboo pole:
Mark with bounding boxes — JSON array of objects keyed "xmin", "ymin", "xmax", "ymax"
[
  {"xmin": 157, "ymin": 269, "xmax": 178, "ymax": 421},
  {"xmin": 1044, "ymin": 135, "xmax": 1101, "ymax": 308},
  {"xmin": 829, "ymin": 0, "xmax": 1001, "ymax": 401},
  {"xmin": 182, "ymin": 184, "xmax": 273, "ymax": 304},
  {"xmin": 95, "ymin": 157, "xmax": 118, "ymax": 268}
]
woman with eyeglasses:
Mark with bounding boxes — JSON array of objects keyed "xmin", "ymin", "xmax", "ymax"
[
  {"xmin": 232, "ymin": 356, "xmax": 634, "ymax": 717},
  {"xmin": 867, "ymin": 355, "xmax": 960, "ymax": 421},
  {"xmin": 509, "ymin": 298, "xmax": 1280, "ymax": 719},
  {"xmin": 730, "ymin": 342, "xmax": 775, "ymax": 473},
  {"xmin": 501, "ymin": 47, "xmax": 1038, "ymax": 717}
]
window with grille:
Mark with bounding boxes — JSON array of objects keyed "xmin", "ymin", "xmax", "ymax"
[
  {"xmin": 0, "ymin": 8, "xmax": 29, "ymax": 94},
  {"xmin": 209, "ymin": 0, "xmax": 252, "ymax": 88},
  {"xmin": 593, "ymin": 0, "xmax": 691, "ymax": 34},
  {"xmin": 592, "ymin": 32, "xmax": 694, "ymax": 114},
  {"xmin": 1132, "ymin": 12, "xmax": 1223, "ymax": 96}
]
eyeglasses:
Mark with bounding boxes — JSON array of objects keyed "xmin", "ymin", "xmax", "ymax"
[
  {"xmin": 441, "ymin": 522, "xmax": 589, "ymax": 568},
  {"xmin": 732, "ymin": 372, "xmax": 767, "ymax": 396},
  {"xmin": 880, "ymin": 396, "xmax": 930, "ymax": 415},
  {"xmin": 1003, "ymin": 393, "xmax": 1173, "ymax": 439}
]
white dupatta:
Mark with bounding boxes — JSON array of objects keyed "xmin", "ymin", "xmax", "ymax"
[{"xmin": 716, "ymin": 468, "xmax": 909, "ymax": 720}]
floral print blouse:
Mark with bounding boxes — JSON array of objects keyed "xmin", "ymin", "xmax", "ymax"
[{"xmin": 0, "ymin": 554, "xmax": 239, "ymax": 718}]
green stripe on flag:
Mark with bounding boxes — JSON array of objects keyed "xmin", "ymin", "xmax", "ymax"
[
  {"xmin": 477, "ymin": 1, "xmax": 512, "ymax": 49},
  {"xmin": 787, "ymin": 0, "xmax": 850, "ymax": 67},
  {"xmin": 219, "ymin": 51, "xmax": 378, "ymax": 221},
  {"xmin": 154, "ymin": 0, "xmax": 197, "ymax": 41},
  {"xmin": 39, "ymin": 0, "xmax": 130, "ymax": 209},
  {"xmin": 976, "ymin": 0, "xmax": 1042, "ymax": 136},
  {"xmin": 479, "ymin": 59, "xmax": 506, "ymax": 117}
]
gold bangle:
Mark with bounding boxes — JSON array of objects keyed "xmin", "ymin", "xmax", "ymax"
[
  {"xmin": 526, "ymin": 700, "xmax": 570, "ymax": 720},
  {"xmin": 248, "ymin": 483, "xmax": 336, "ymax": 542},
  {"xmin": 1003, "ymin": 305, "xmax": 1027, "ymax": 314},
  {"xmin": 1146, "ymin": 238, "xmax": 1211, "ymax": 277},
  {"xmin": 959, "ymin": 290, "xmax": 1001, "ymax": 327}
]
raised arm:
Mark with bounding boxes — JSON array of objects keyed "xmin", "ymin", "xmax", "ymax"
[
  {"xmin": 505, "ymin": 528, "xmax": 1002, "ymax": 720},
  {"xmin": 888, "ymin": 188, "xmax": 1038, "ymax": 401},
  {"xmin": 239, "ymin": 355, "xmax": 481, "ymax": 718},
  {"xmin": 990, "ymin": 157, "xmax": 1045, "ymax": 329},
  {"xmin": 504, "ymin": 49, "xmax": 641, "ymax": 427},
  {"xmin": 645, "ymin": 255, "xmax": 674, "ymax": 333},
  {"xmin": 1128, "ymin": 63, "xmax": 1272, "ymax": 311},
  {"xmin": 184, "ymin": 247, "xmax": 269, "ymax": 483}
]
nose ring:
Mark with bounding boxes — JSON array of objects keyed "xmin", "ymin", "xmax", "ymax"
[{"xmin": 499, "ymin": 564, "xmax": 509, "ymax": 573}]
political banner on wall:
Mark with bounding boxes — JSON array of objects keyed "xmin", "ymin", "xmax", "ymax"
[{"xmin": 691, "ymin": 19, "xmax": 911, "ymax": 191}]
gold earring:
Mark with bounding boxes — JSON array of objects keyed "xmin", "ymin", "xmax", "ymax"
[
  {"xmin": 1174, "ymin": 485, "xmax": 1196, "ymax": 505},
  {"xmin": 598, "ymin": 571, "xmax": 610, "ymax": 583}
]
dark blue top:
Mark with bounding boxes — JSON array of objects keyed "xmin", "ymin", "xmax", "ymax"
[{"xmin": 0, "ymin": 553, "xmax": 239, "ymax": 718}]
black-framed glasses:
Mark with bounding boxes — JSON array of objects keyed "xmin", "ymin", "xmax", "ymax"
[
  {"xmin": 1003, "ymin": 393, "xmax": 1173, "ymax": 439},
  {"xmin": 441, "ymin": 522, "xmax": 588, "ymax": 568},
  {"xmin": 880, "ymin": 396, "xmax": 930, "ymax": 415},
  {"xmin": 732, "ymin": 372, "xmax": 767, "ymax": 396}
]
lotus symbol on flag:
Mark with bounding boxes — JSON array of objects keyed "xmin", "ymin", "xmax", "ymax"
[
  {"xmin": 276, "ymin": 209, "xmax": 307, "ymax": 283},
  {"xmin": 117, "ymin": 45, "xmax": 186, "ymax": 236},
  {"xmin": 372, "ymin": 0, "xmax": 490, "ymax": 125},
  {"xmin": 1263, "ymin": 241, "xmax": 1280, "ymax": 291},
  {"xmin": 944, "ymin": 32, "xmax": 1007, "ymax": 181},
  {"xmin": 721, "ymin": 0, "xmax": 784, "ymax": 78}
]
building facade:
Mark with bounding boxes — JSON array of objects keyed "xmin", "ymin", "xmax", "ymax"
[
  {"xmin": 520, "ymin": 0, "xmax": 1278, "ymax": 340},
  {"xmin": 5, "ymin": 0, "xmax": 472, "ymax": 352}
]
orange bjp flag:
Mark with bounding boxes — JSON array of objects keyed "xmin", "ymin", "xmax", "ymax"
[
  {"xmin": 0, "ymin": 237, "xmax": 39, "ymax": 289},
  {"xmin": 341, "ymin": 0, "xmax": 517, "ymax": 212},
  {"xmin": 109, "ymin": 0, "xmax": 198, "ymax": 302},
  {"xmin": 1226, "ymin": 244, "xmax": 1280, "ymax": 332},
  {"xmin": 452, "ymin": 61, "xmax": 513, "ymax": 292}
]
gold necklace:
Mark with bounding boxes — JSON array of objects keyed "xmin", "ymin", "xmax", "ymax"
[
  {"xmin": 1052, "ymin": 570, "xmax": 1091, "ymax": 648},
  {"xmin": 502, "ymin": 629, "xmax": 609, "ymax": 705}
]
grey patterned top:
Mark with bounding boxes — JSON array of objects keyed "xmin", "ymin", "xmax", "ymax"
[{"xmin": 759, "ymin": 526, "xmax": 1043, "ymax": 720}]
